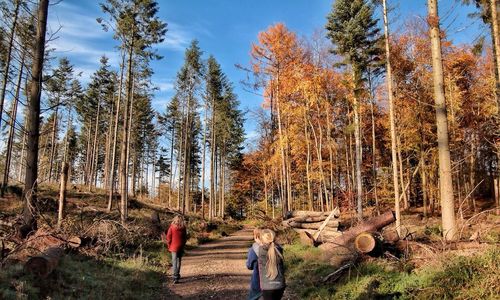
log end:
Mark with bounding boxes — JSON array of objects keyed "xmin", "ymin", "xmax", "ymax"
[
  {"xmin": 354, "ymin": 232, "xmax": 376, "ymax": 254},
  {"xmin": 67, "ymin": 236, "xmax": 82, "ymax": 248}
]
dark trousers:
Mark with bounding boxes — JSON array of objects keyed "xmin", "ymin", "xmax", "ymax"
[
  {"xmin": 171, "ymin": 251, "xmax": 183, "ymax": 280},
  {"xmin": 262, "ymin": 288, "xmax": 285, "ymax": 300},
  {"xmin": 248, "ymin": 289, "xmax": 262, "ymax": 300}
]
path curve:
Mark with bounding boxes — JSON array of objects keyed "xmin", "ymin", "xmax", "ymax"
[{"xmin": 164, "ymin": 227, "xmax": 254, "ymax": 299}]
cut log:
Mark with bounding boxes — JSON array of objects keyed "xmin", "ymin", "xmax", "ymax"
[
  {"xmin": 285, "ymin": 215, "xmax": 330, "ymax": 223},
  {"xmin": 382, "ymin": 229, "xmax": 400, "ymax": 243},
  {"xmin": 25, "ymin": 246, "xmax": 64, "ymax": 278},
  {"xmin": 285, "ymin": 207, "xmax": 340, "ymax": 219},
  {"xmin": 286, "ymin": 220, "xmax": 339, "ymax": 229},
  {"xmin": 314, "ymin": 209, "xmax": 339, "ymax": 240},
  {"xmin": 294, "ymin": 229, "xmax": 342, "ymax": 245},
  {"xmin": 67, "ymin": 236, "xmax": 81, "ymax": 248},
  {"xmin": 298, "ymin": 231, "xmax": 314, "ymax": 246},
  {"xmin": 319, "ymin": 210, "xmax": 395, "ymax": 252},
  {"xmin": 354, "ymin": 232, "xmax": 376, "ymax": 253},
  {"xmin": 293, "ymin": 228, "xmax": 340, "ymax": 236}
]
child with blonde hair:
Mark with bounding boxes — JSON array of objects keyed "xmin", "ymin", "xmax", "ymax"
[
  {"xmin": 246, "ymin": 228, "xmax": 263, "ymax": 300},
  {"xmin": 166, "ymin": 215, "xmax": 187, "ymax": 284},
  {"xmin": 246, "ymin": 228, "xmax": 286, "ymax": 300}
]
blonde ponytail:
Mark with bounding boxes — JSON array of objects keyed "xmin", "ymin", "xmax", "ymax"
[{"xmin": 260, "ymin": 229, "xmax": 283, "ymax": 280}]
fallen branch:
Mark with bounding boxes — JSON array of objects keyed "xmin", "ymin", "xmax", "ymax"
[{"xmin": 322, "ymin": 262, "xmax": 355, "ymax": 283}]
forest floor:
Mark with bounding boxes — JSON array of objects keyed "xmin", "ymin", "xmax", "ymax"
[
  {"xmin": 0, "ymin": 186, "xmax": 244, "ymax": 299},
  {"xmin": 1, "ymin": 186, "xmax": 499, "ymax": 299},
  {"xmin": 163, "ymin": 227, "xmax": 254, "ymax": 299}
]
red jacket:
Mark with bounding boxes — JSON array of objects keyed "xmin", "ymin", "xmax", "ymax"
[{"xmin": 166, "ymin": 224, "xmax": 187, "ymax": 253}]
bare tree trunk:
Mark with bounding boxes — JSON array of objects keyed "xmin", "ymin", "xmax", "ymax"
[
  {"xmin": 276, "ymin": 92, "xmax": 289, "ymax": 215},
  {"xmin": 119, "ymin": 43, "xmax": 134, "ymax": 224},
  {"xmin": 352, "ymin": 71, "xmax": 363, "ymax": 221},
  {"xmin": 382, "ymin": 0, "xmax": 402, "ymax": 236},
  {"xmin": 214, "ymin": 148, "xmax": 218, "ymax": 217},
  {"xmin": 18, "ymin": 124, "xmax": 26, "ymax": 182},
  {"xmin": 326, "ymin": 106, "xmax": 335, "ymax": 210},
  {"xmin": 89, "ymin": 99, "xmax": 101, "ymax": 191},
  {"xmin": 107, "ymin": 52, "xmax": 125, "ymax": 212},
  {"xmin": 209, "ymin": 116, "xmax": 215, "ymax": 219},
  {"xmin": 125, "ymin": 87, "xmax": 134, "ymax": 197},
  {"xmin": 48, "ymin": 107, "xmax": 59, "ymax": 183},
  {"xmin": 304, "ymin": 112, "xmax": 313, "ymax": 211},
  {"xmin": 182, "ymin": 96, "xmax": 192, "ymax": 214},
  {"xmin": 469, "ymin": 140, "xmax": 476, "ymax": 211},
  {"xmin": 2, "ymin": 50, "xmax": 24, "ymax": 195},
  {"xmin": 103, "ymin": 97, "xmax": 114, "ymax": 189},
  {"xmin": 491, "ymin": 0, "xmax": 500, "ymax": 109},
  {"xmin": 177, "ymin": 112, "xmax": 184, "ymax": 211},
  {"xmin": 315, "ymin": 102, "xmax": 330, "ymax": 210},
  {"xmin": 0, "ymin": 0, "xmax": 20, "ymax": 131},
  {"xmin": 201, "ymin": 104, "xmax": 208, "ymax": 219},
  {"xmin": 57, "ymin": 112, "xmax": 71, "ymax": 228},
  {"xmin": 22, "ymin": 0, "xmax": 49, "ymax": 227},
  {"xmin": 221, "ymin": 149, "xmax": 226, "ymax": 218},
  {"xmin": 168, "ymin": 125, "xmax": 175, "ymax": 207},
  {"xmin": 84, "ymin": 126, "xmax": 92, "ymax": 185},
  {"xmin": 420, "ymin": 147, "xmax": 428, "ymax": 218},
  {"xmin": 308, "ymin": 115, "xmax": 329, "ymax": 212},
  {"xmin": 368, "ymin": 73, "xmax": 379, "ymax": 214},
  {"xmin": 428, "ymin": 0, "xmax": 457, "ymax": 241},
  {"xmin": 151, "ymin": 153, "xmax": 155, "ymax": 200},
  {"xmin": 397, "ymin": 136, "xmax": 409, "ymax": 210},
  {"xmin": 264, "ymin": 174, "xmax": 269, "ymax": 214}
]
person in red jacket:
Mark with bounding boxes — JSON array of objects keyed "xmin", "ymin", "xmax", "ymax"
[{"xmin": 166, "ymin": 215, "xmax": 187, "ymax": 283}]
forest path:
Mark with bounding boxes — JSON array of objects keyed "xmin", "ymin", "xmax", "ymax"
[{"xmin": 163, "ymin": 227, "xmax": 254, "ymax": 299}]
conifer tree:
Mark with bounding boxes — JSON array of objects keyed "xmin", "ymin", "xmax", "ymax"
[
  {"xmin": 44, "ymin": 58, "xmax": 75, "ymax": 183},
  {"xmin": 326, "ymin": 0, "xmax": 382, "ymax": 220},
  {"xmin": 75, "ymin": 56, "xmax": 115, "ymax": 189},
  {"xmin": 100, "ymin": 0, "xmax": 166, "ymax": 222},
  {"xmin": 174, "ymin": 40, "xmax": 204, "ymax": 213},
  {"xmin": 22, "ymin": 0, "xmax": 49, "ymax": 230}
]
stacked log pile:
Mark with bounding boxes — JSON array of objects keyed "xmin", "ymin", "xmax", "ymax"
[
  {"xmin": 284, "ymin": 209, "xmax": 397, "ymax": 277},
  {"xmin": 283, "ymin": 208, "xmax": 342, "ymax": 244}
]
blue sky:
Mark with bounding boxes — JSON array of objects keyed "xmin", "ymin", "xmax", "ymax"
[{"xmin": 47, "ymin": 0, "xmax": 485, "ymax": 145}]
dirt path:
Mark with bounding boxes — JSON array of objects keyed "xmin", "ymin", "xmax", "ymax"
[{"xmin": 163, "ymin": 227, "xmax": 254, "ymax": 299}]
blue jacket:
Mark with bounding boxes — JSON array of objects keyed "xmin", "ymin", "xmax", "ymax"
[{"xmin": 246, "ymin": 242, "xmax": 260, "ymax": 291}]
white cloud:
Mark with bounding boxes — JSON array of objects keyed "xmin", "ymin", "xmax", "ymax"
[
  {"xmin": 152, "ymin": 98, "xmax": 171, "ymax": 110},
  {"xmin": 50, "ymin": 38, "xmax": 120, "ymax": 67},
  {"xmin": 48, "ymin": 2, "xmax": 109, "ymax": 40},
  {"xmin": 156, "ymin": 82, "xmax": 174, "ymax": 92},
  {"xmin": 158, "ymin": 22, "xmax": 191, "ymax": 51}
]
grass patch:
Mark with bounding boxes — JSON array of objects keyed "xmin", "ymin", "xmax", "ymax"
[
  {"xmin": 0, "ymin": 252, "xmax": 166, "ymax": 300},
  {"xmin": 285, "ymin": 242, "xmax": 499, "ymax": 299}
]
